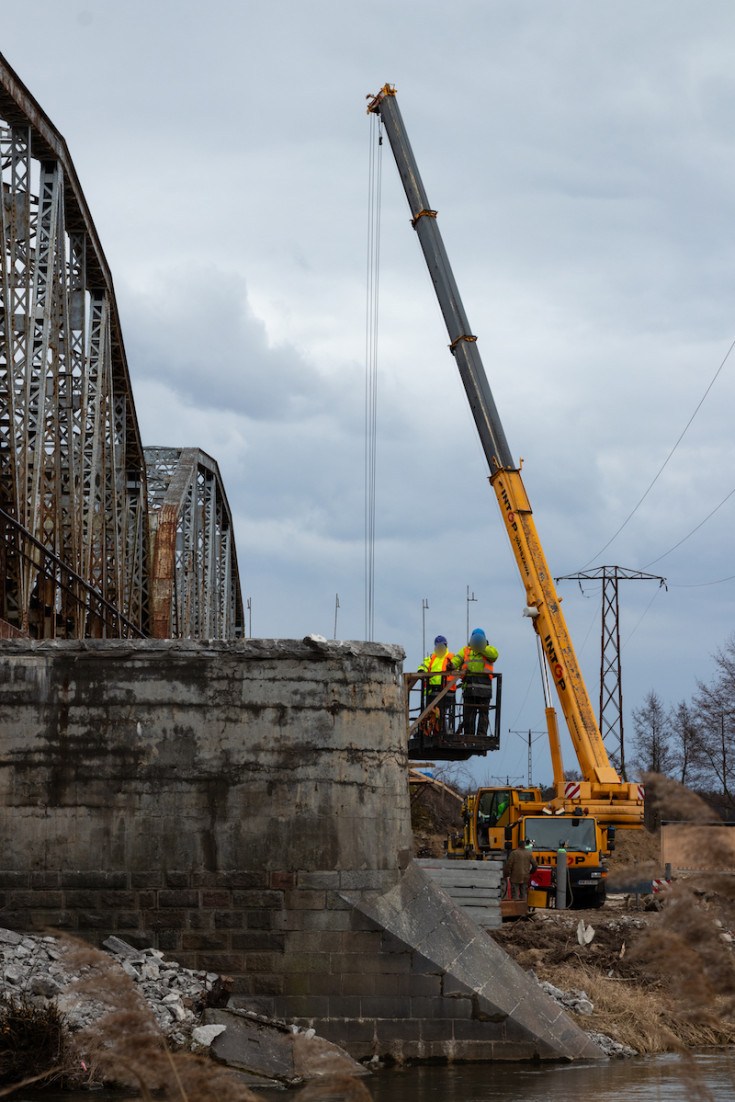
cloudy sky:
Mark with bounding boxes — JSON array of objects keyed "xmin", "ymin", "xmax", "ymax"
[{"xmin": 5, "ymin": 2, "xmax": 735, "ymax": 786}]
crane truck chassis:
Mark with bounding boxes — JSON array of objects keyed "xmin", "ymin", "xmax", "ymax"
[{"xmin": 446, "ymin": 786, "xmax": 614, "ymax": 909}]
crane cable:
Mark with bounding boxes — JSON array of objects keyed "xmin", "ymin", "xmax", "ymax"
[
  {"xmin": 582, "ymin": 334, "xmax": 735, "ymax": 568},
  {"xmin": 364, "ymin": 114, "xmax": 383, "ymax": 641}
]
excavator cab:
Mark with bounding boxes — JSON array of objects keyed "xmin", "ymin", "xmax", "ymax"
[{"xmin": 404, "ymin": 670, "xmax": 503, "ymax": 761}]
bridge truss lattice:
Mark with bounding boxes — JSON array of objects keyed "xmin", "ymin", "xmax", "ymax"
[{"xmin": 0, "ymin": 53, "xmax": 243, "ymax": 640}]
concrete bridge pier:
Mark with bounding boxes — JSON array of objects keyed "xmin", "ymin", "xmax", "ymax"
[{"xmin": 0, "ymin": 637, "xmax": 602, "ymax": 1063}]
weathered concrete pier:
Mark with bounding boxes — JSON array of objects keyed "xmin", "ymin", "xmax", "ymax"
[{"xmin": 0, "ymin": 638, "xmax": 601, "ymax": 1063}]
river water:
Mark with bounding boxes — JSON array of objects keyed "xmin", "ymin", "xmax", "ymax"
[
  {"xmin": 15, "ymin": 1050, "xmax": 735, "ymax": 1100},
  {"xmin": 365, "ymin": 1051, "xmax": 734, "ymax": 1101}
]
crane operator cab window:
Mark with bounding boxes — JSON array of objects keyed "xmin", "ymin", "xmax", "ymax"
[{"xmin": 476, "ymin": 790, "xmax": 511, "ymax": 848}]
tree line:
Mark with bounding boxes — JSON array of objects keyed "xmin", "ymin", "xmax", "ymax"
[{"xmin": 629, "ymin": 632, "xmax": 735, "ymax": 819}]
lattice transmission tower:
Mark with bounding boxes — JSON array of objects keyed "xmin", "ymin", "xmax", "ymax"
[{"xmin": 556, "ymin": 566, "xmax": 666, "ymax": 778}]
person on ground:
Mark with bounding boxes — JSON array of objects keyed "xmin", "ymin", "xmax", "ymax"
[
  {"xmin": 418, "ymin": 635, "xmax": 456, "ymax": 735},
  {"xmin": 503, "ymin": 840, "xmax": 538, "ymax": 901},
  {"xmin": 452, "ymin": 628, "xmax": 498, "ymax": 740}
]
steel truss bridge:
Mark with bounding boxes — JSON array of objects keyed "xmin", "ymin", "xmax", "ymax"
[{"xmin": 0, "ymin": 54, "xmax": 243, "ymax": 640}]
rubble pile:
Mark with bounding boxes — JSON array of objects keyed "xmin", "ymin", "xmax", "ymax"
[
  {"xmin": 0, "ymin": 928, "xmax": 369, "ymax": 1089},
  {"xmin": 0, "ymin": 927, "xmax": 217, "ymax": 1047},
  {"xmin": 0, "ymin": 925, "xmax": 641, "ymax": 1067}
]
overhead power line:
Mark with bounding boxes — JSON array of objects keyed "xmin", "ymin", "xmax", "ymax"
[
  {"xmin": 583, "ymin": 334, "xmax": 735, "ymax": 567},
  {"xmin": 671, "ymin": 574, "xmax": 735, "ymax": 588},
  {"xmin": 643, "ymin": 485, "xmax": 735, "ymax": 567}
]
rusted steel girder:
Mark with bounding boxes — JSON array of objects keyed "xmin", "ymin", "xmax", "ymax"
[
  {"xmin": 0, "ymin": 52, "xmax": 149, "ymax": 637},
  {"xmin": 145, "ymin": 448, "xmax": 244, "ymax": 640}
]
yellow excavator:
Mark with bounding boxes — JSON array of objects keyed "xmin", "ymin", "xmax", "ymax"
[{"xmin": 367, "ymin": 85, "xmax": 644, "ymax": 842}]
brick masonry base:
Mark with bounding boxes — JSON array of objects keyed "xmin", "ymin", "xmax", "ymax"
[{"xmin": 0, "ymin": 640, "xmax": 603, "ymax": 1063}]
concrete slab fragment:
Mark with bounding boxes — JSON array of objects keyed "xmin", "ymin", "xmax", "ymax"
[
  {"xmin": 349, "ymin": 862, "xmax": 604, "ymax": 1062},
  {"xmin": 204, "ymin": 1009, "xmax": 368, "ymax": 1086}
]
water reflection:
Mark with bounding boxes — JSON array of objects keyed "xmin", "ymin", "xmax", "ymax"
[
  {"xmin": 367, "ymin": 1051, "xmax": 735, "ymax": 1102},
  {"xmin": 13, "ymin": 1051, "xmax": 735, "ymax": 1101}
]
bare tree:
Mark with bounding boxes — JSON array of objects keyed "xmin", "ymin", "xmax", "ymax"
[
  {"xmin": 692, "ymin": 637, "xmax": 735, "ymax": 816},
  {"xmin": 631, "ymin": 689, "xmax": 675, "ymax": 778},
  {"xmin": 694, "ymin": 636, "xmax": 735, "ymax": 802},
  {"xmin": 669, "ymin": 700, "xmax": 706, "ymax": 788}
]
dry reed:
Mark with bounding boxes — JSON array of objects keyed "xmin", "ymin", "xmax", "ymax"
[{"xmin": 58, "ymin": 937, "xmax": 268, "ymax": 1101}]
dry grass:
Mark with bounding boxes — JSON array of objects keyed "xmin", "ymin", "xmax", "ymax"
[
  {"xmin": 53, "ymin": 938, "xmax": 376, "ymax": 1101},
  {"xmin": 550, "ymin": 960, "xmax": 735, "ymax": 1053},
  {"xmin": 0, "ymin": 998, "xmax": 64, "ymax": 1087},
  {"xmin": 57, "ymin": 938, "xmax": 267, "ymax": 1101}
]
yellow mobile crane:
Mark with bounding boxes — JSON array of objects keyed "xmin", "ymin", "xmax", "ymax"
[{"xmin": 367, "ymin": 85, "xmax": 644, "ymax": 835}]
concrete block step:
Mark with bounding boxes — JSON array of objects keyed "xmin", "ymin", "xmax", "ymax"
[
  {"xmin": 426, "ymin": 871, "xmax": 502, "ymax": 888},
  {"xmin": 462, "ymin": 909, "xmax": 502, "ymax": 930},
  {"xmin": 444, "ymin": 889, "xmax": 502, "ymax": 903},
  {"xmin": 416, "ymin": 858, "xmax": 502, "ymax": 928}
]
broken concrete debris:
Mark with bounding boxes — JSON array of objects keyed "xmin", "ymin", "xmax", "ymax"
[
  {"xmin": 0, "ymin": 928, "xmax": 364, "ymax": 1085},
  {"xmin": 0, "ymin": 925, "xmax": 635, "ymax": 1076},
  {"xmin": 535, "ymin": 978, "xmax": 637, "ymax": 1058},
  {"xmin": 203, "ymin": 1008, "xmax": 368, "ymax": 1087}
]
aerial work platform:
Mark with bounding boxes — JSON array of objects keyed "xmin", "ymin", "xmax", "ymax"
[{"xmin": 405, "ymin": 671, "xmax": 503, "ymax": 761}]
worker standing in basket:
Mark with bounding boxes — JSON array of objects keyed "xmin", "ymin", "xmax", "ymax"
[
  {"xmin": 452, "ymin": 628, "xmax": 498, "ymax": 738},
  {"xmin": 418, "ymin": 635, "xmax": 456, "ymax": 735}
]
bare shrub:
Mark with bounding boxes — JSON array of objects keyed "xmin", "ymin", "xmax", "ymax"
[
  {"xmin": 629, "ymin": 882, "xmax": 735, "ymax": 1018},
  {"xmin": 0, "ymin": 998, "xmax": 64, "ymax": 1087},
  {"xmin": 60, "ymin": 938, "xmax": 266, "ymax": 1101}
]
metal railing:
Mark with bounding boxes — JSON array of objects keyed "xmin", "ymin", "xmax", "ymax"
[
  {"xmin": 404, "ymin": 670, "xmax": 503, "ymax": 760},
  {"xmin": 0, "ymin": 508, "xmax": 146, "ymax": 639}
]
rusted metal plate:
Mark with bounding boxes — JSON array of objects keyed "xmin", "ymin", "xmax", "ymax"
[{"xmin": 500, "ymin": 899, "xmax": 529, "ymax": 919}]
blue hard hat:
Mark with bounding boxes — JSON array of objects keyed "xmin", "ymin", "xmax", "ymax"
[
  {"xmin": 470, "ymin": 628, "xmax": 487, "ymax": 643},
  {"xmin": 434, "ymin": 635, "xmax": 448, "ymax": 646}
]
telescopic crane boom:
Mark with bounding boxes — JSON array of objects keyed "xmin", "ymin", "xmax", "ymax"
[{"xmin": 368, "ymin": 84, "xmax": 642, "ymax": 827}]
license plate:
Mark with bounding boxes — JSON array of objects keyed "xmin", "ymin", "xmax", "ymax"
[{"xmin": 576, "ymin": 879, "xmax": 598, "ymax": 886}]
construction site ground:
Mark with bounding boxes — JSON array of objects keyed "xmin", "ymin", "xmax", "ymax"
[{"xmin": 411, "ymin": 785, "xmax": 735, "ymax": 1054}]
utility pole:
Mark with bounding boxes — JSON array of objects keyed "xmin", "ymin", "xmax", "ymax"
[
  {"xmin": 509, "ymin": 728, "xmax": 546, "ymax": 786},
  {"xmin": 556, "ymin": 566, "xmax": 666, "ymax": 779},
  {"xmin": 466, "ymin": 585, "xmax": 478, "ymax": 642},
  {"xmin": 333, "ymin": 594, "xmax": 340, "ymax": 641},
  {"xmin": 421, "ymin": 598, "xmax": 429, "ymax": 659}
]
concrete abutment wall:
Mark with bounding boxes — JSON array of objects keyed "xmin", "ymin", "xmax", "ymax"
[{"xmin": 0, "ymin": 639, "xmax": 601, "ymax": 1063}]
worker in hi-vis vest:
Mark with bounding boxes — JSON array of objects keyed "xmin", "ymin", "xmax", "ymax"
[
  {"xmin": 418, "ymin": 635, "xmax": 456, "ymax": 735},
  {"xmin": 452, "ymin": 628, "xmax": 499, "ymax": 738}
]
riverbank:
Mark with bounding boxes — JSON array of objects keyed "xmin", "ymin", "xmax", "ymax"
[
  {"xmin": 492, "ymin": 822, "xmax": 735, "ymax": 1053},
  {"xmin": 490, "ymin": 893, "xmax": 735, "ymax": 1053},
  {"xmin": 413, "ymin": 801, "xmax": 735, "ymax": 1056}
]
